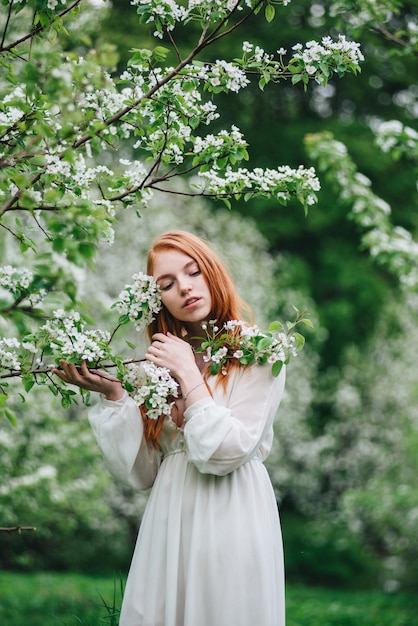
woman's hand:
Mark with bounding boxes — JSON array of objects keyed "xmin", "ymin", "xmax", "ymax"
[
  {"xmin": 145, "ymin": 332, "xmax": 198, "ymax": 381},
  {"xmin": 53, "ymin": 360, "xmax": 124, "ymax": 401}
]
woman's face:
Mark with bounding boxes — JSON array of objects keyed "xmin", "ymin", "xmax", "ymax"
[{"xmin": 152, "ymin": 249, "xmax": 212, "ymax": 332}]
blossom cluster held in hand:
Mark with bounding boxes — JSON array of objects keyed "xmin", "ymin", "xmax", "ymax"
[
  {"xmin": 197, "ymin": 316, "xmax": 307, "ymax": 377},
  {"xmin": 113, "ymin": 273, "xmax": 162, "ymax": 332},
  {"xmin": 122, "ymin": 361, "xmax": 179, "ymax": 419}
]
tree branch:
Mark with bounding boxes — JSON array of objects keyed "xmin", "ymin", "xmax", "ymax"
[
  {"xmin": 0, "ymin": 0, "xmax": 82, "ymax": 53},
  {"xmin": 370, "ymin": 23, "xmax": 418, "ymax": 56},
  {"xmin": 0, "ymin": 0, "xmax": 265, "ymax": 217},
  {"xmin": 0, "ymin": 359, "xmax": 147, "ymax": 381},
  {"xmin": 0, "ymin": 0, "xmax": 13, "ymax": 50},
  {"xmin": 0, "ymin": 526, "xmax": 37, "ymax": 533}
]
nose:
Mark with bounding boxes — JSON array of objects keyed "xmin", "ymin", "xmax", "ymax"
[{"xmin": 178, "ymin": 278, "xmax": 191, "ymax": 295}]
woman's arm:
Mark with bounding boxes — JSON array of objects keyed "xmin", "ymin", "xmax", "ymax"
[
  {"xmin": 88, "ymin": 393, "xmax": 162, "ymax": 490},
  {"xmin": 53, "ymin": 360, "xmax": 161, "ymax": 489},
  {"xmin": 183, "ymin": 364, "xmax": 286, "ymax": 476}
]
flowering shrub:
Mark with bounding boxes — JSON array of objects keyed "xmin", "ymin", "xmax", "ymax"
[{"xmin": 0, "ymin": 0, "xmax": 363, "ymax": 419}]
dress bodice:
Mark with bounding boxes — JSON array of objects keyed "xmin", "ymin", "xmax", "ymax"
[{"xmin": 159, "ymin": 418, "xmax": 187, "ymax": 457}]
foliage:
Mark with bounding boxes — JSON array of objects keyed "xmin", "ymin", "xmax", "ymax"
[
  {"xmin": 305, "ymin": 128, "xmax": 418, "ymax": 289},
  {"xmin": 0, "ymin": 385, "xmax": 136, "ymax": 572},
  {"xmin": 209, "ymin": 0, "xmax": 418, "ymax": 368},
  {"xmin": 0, "ymin": 0, "xmax": 337, "ymax": 268},
  {"xmin": 0, "ymin": 0, "xmax": 365, "ymax": 414},
  {"xmin": 269, "ymin": 289, "xmax": 418, "ymax": 592}
]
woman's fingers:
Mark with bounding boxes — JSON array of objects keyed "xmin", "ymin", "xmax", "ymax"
[
  {"xmin": 53, "ymin": 360, "xmax": 117, "ymax": 391},
  {"xmin": 146, "ymin": 333, "xmax": 196, "ymax": 378}
]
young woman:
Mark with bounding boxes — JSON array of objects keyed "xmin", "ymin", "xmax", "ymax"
[{"xmin": 55, "ymin": 230, "xmax": 286, "ymax": 626}]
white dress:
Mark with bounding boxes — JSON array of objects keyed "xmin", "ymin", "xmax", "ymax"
[{"xmin": 88, "ymin": 363, "xmax": 286, "ymax": 626}]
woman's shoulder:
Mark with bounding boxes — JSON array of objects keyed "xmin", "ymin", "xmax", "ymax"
[{"xmin": 213, "ymin": 361, "xmax": 285, "ymax": 397}]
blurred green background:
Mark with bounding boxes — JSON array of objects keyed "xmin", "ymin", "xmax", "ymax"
[{"xmin": 1, "ymin": 1, "xmax": 418, "ymax": 623}]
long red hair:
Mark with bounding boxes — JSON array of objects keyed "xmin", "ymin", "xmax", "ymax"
[{"xmin": 141, "ymin": 230, "xmax": 253, "ymax": 448}]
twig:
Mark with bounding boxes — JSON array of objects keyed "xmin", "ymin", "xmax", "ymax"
[
  {"xmin": 0, "ymin": 358, "xmax": 147, "ymax": 380},
  {"xmin": 0, "ymin": 526, "xmax": 37, "ymax": 533},
  {"xmin": 0, "ymin": 0, "xmax": 82, "ymax": 53}
]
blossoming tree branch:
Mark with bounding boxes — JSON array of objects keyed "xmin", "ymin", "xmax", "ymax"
[
  {"xmin": 1, "ymin": 0, "xmax": 362, "ymax": 419},
  {"xmin": 0, "ymin": 271, "xmax": 312, "ymax": 417}
]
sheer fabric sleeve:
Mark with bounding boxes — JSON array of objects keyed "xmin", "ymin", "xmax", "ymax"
[
  {"xmin": 88, "ymin": 391, "xmax": 162, "ymax": 490},
  {"xmin": 183, "ymin": 364, "xmax": 285, "ymax": 476}
]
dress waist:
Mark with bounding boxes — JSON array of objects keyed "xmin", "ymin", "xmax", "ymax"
[
  {"xmin": 162, "ymin": 449, "xmax": 263, "ymax": 464},
  {"xmin": 162, "ymin": 449, "xmax": 187, "ymax": 460}
]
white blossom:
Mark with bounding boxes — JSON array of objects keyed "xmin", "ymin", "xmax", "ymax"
[
  {"xmin": 123, "ymin": 361, "xmax": 178, "ymax": 419},
  {"xmin": 114, "ymin": 272, "xmax": 162, "ymax": 331}
]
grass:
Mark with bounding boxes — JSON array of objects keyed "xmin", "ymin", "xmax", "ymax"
[
  {"xmin": 0, "ymin": 571, "xmax": 417, "ymax": 626},
  {"xmin": 286, "ymin": 584, "xmax": 418, "ymax": 626},
  {"xmin": 0, "ymin": 571, "xmax": 123, "ymax": 626}
]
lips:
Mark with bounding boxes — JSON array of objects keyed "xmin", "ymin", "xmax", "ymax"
[{"xmin": 183, "ymin": 297, "xmax": 200, "ymax": 309}]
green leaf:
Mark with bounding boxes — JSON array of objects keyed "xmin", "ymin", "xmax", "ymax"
[
  {"xmin": 78, "ymin": 243, "xmax": 97, "ymax": 260},
  {"xmin": 265, "ymin": 4, "xmax": 275, "ymax": 22},
  {"xmin": 294, "ymin": 332, "xmax": 306, "ymax": 351},
  {"xmin": 2, "ymin": 407, "xmax": 18, "ymax": 426},
  {"xmin": 22, "ymin": 377, "xmax": 35, "ymax": 393},
  {"xmin": 118, "ymin": 314, "xmax": 130, "ymax": 325},
  {"xmin": 61, "ymin": 395, "xmax": 72, "ymax": 409},
  {"xmin": 291, "ymin": 74, "xmax": 304, "ymax": 85},
  {"xmin": 272, "ymin": 360, "xmax": 283, "ymax": 377},
  {"xmin": 257, "ymin": 337, "xmax": 273, "ymax": 351},
  {"xmin": 152, "ymin": 46, "xmax": 169, "ymax": 62},
  {"xmin": 301, "ymin": 318, "xmax": 314, "ymax": 328},
  {"xmin": 268, "ymin": 320, "xmax": 283, "ymax": 332}
]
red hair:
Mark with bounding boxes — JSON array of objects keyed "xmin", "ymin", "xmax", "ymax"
[{"xmin": 141, "ymin": 230, "xmax": 253, "ymax": 448}]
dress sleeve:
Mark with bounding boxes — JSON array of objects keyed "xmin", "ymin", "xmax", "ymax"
[
  {"xmin": 88, "ymin": 391, "xmax": 162, "ymax": 490},
  {"xmin": 183, "ymin": 363, "xmax": 285, "ymax": 476}
]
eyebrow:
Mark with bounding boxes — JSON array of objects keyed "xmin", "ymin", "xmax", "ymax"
[{"xmin": 156, "ymin": 260, "xmax": 198, "ymax": 283}]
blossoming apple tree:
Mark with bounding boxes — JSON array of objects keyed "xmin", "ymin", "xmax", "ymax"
[{"xmin": 0, "ymin": 0, "xmax": 364, "ymax": 414}]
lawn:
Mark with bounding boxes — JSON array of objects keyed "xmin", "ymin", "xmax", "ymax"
[{"xmin": 0, "ymin": 571, "xmax": 417, "ymax": 626}]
